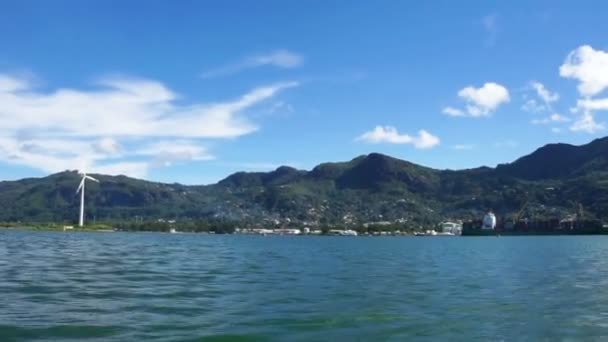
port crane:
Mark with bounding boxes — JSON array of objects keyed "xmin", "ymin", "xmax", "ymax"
[
  {"xmin": 505, "ymin": 194, "xmax": 529, "ymax": 230},
  {"xmin": 515, "ymin": 198, "xmax": 529, "ymax": 222}
]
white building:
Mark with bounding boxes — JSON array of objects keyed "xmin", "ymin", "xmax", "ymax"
[{"xmin": 440, "ymin": 221, "xmax": 462, "ymax": 235}]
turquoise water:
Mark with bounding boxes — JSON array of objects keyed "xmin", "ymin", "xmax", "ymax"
[{"xmin": 2, "ymin": 230, "xmax": 608, "ymax": 341}]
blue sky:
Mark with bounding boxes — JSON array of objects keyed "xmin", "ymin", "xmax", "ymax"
[{"xmin": 1, "ymin": 1, "xmax": 608, "ymax": 184}]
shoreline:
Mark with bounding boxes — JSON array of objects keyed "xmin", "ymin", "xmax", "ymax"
[
  {"xmin": 0, "ymin": 226, "xmax": 434, "ymax": 236},
  {"xmin": 0, "ymin": 226, "xmax": 116, "ymax": 233},
  {"xmin": 6, "ymin": 225, "xmax": 608, "ymax": 237}
]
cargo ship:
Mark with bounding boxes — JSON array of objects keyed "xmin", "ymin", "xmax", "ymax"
[{"xmin": 462, "ymin": 211, "xmax": 608, "ymax": 236}]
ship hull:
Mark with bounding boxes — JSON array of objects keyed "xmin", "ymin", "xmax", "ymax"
[
  {"xmin": 462, "ymin": 229, "xmax": 608, "ymax": 236},
  {"xmin": 462, "ymin": 219, "xmax": 607, "ymax": 236}
]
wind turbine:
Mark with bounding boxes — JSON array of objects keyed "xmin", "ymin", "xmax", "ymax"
[{"xmin": 76, "ymin": 172, "xmax": 99, "ymax": 227}]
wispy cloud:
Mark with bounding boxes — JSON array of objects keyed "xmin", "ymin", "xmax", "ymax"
[
  {"xmin": 451, "ymin": 144, "xmax": 475, "ymax": 150},
  {"xmin": 93, "ymin": 137, "xmax": 122, "ymax": 156},
  {"xmin": 442, "ymin": 107, "xmax": 465, "ymax": 117},
  {"xmin": 0, "ymin": 73, "xmax": 298, "ymax": 177},
  {"xmin": 520, "ymin": 81, "xmax": 567, "ymax": 132},
  {"xmin": 443, "ymin": 82, "xmax": 510, "ymax": 117},
  {"xmin": 531, "ymin": 81, "xmax": 559, "ymax": 105},
  {"xmin": 521, "ymin": 81, "xmax": 559, "ymax": 115},
  {"xmin": 136, "ymin": 140, "xmax": 216, "ymax": 167},
  {"xmin": 482, "ymin": 14, "xmax": 498, "ymax": 47},
  {"xmin": 356, "ymin": 126, "xmax": 440, "ymax": 149},
  {"xmin": 531, "ymin": 113, "xmax": 570, "ymax": 125},
  {"xmin": 201, "ymin": 50, "xmax": 303, "ymax": 78},
  {"xmin": 521, "ymin": 98, "xmax": 545, "ymax": 114},
  {"xmin": 569, "ymin": 111, "xmax": 605, "ymax": 133}
]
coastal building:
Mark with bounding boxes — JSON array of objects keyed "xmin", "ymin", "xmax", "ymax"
[
  {"xmin": 439, "ymin": 221, "xmax": 462, "ymax": 235},
  {"xmin": 274, "ymin": 228, "xmax": 301, "ymax": 235}
]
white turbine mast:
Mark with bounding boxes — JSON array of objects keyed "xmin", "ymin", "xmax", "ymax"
[{"xmin": 76, "ymin": 171, "xmax": 99, "ymax": 227}]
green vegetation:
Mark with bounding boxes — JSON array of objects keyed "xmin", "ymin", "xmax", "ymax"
[{"xmin": 1, "ymin": 137, "xmax": 607, "ymax": 229}]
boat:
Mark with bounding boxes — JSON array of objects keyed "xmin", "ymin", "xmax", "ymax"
[
  {"xmin": 329, "ymin": 229, "xmax": 358, "ymax": 236},
  {"xmin": 414, "ymin": 230, "xmax": 446, "ymax": 236},
  {"xmin": 462, "ymin": 211, "xmax": 608, "ymax": 236},
  {"xmin": 343, "ymin": 229, "xmax": 358, "ymax": 236}
]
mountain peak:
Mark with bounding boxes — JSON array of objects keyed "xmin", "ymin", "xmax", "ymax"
[{"xmin": 497, "ymin": 137, "xmax": 608, "ymax": 180}]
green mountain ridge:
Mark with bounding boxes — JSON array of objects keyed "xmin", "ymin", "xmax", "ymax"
[{"xmin": 1, "ymin": 137, "xmax": 608, "ymax": 226}]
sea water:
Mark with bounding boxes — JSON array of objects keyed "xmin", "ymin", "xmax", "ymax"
[{"xmin": 2, "ymin": 229, "xmax": 608, "ymax": 341}]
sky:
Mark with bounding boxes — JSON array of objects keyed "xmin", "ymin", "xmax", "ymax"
[{"xmin": 1, "ymin": 1, "xmax": 608, "ymax": 184}]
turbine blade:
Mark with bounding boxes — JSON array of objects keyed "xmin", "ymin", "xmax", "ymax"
[
  {"xmin": 86, "ymin": 175, "xmax": 99, "ymax": 182},
  {"xmin": 76, "ymin": 179, "xmax": 84, "ymax": 194}
]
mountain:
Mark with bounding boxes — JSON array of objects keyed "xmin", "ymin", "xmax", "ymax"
[
  {"xmin": 1, "ymin": 137, "xmax": 608, "ymax": 226},
  {"xmin": 219, "ymin": 166, "xmax": 305, "ymax": 187},
  {"xmin": 496, "ymin": 136, "xmax": 608, "ymax": 180}
]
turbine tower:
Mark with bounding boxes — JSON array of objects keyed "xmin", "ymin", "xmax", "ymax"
[{"xmin": 76, "ymin": 172, "xmax": 99, "ymax": 227}]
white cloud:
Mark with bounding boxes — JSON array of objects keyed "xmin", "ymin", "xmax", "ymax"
[
  {"xmin": 137, "ymin": 140, "xmax": 215, "ymax": 167},
  {"xmin": 0, "ymin": 136, "xmax": 150, "ymax": 176},
  {"xmin": 0, "ymin": 74, "xmax": 29, "ymax": 92},
  {"xmin": 459, "ymin": 83, "xmax": 510, "ymax": 113},
  {"xmin": 569, "ymin": 111, "xmax": 605, "ymax": 133},
  {"xmin": 412, "ymin": 130, "xmax": 441, "ymax": 149},
  {"xmin": 94, "ymin": 137, "xmax": 122, "ymax": 156},
  {"xmin": 0, "ymin": 74, "xmax": 297, "ymax": 177},
  {"xmin": 201, "ymin": 50, "xmax": 303, "ymax": 78},
  {"xmin": 0, "ymin": 75, "xmax": 297, "ymax": 138},
  {"xmin": 531, "ymin": 81, "xmax": 559, "ymax": 104},
  {"xmin": 576, "ymin": 97, "xmax": 608, "ymax": 111},
  {"xmin": 551, "ymin": 127, "xmax": 562, "ymax": 133},
  {"xmin": 0, "ymin": 137, "xmax": 86, "ymax": 173},
  {"xmin": 17, "ymin": 138, "xmax": 92, "ymax": 157},
  {"xmin": 522, "ymin": 81, "xmax": 559, "ymax": 114},
  {"xmin": 356, "ymin": 126, "xmax": 440, "ymax": 149},
  {"xmin": 531, "ymin": 113, "xmax": 570, "ymax": 124},
  {"xmin": 251, "ymin": 50, "xmax": 302, "ymax": 68},
  {"xmin": 560, "ymin": 45, "xmax": 608, "ymax": 97},
  {"xmin": 521, "ymin": 99, "xmax": 545, "ymax": 113},
  {"xmin": 570, "ymin": 109, "xmax": 606, "ymax": 134},
  {"xmin": 550, "ymin": 113, "xmax": 570, "ymax": 122},
  {"xmin": 442, "ymin": 107, "xmax": 465, "ymax": 117},
  {"xmin": 136, "ymin": 140, "xmax": 212, "ymax": 158},
  {"xmin": 559, "ymin": 46, "xmax": 608, "ymax": 135},
  {"xmin": 444, "ymin": 82, "xmax": 510, "ymax": 117}
]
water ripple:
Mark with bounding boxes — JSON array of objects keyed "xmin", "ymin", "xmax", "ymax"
[{"xmin": 2, "ymin": 230, "xmax": 608, "ymax": 340}]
